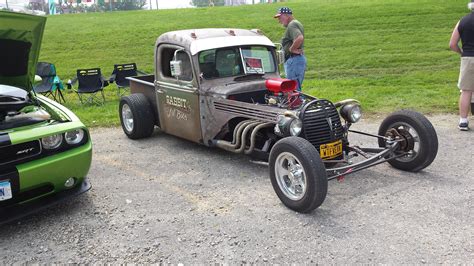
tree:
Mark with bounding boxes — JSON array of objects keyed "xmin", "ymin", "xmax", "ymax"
[
  {"xmin": 27, "ymin": 0, "xmax": 48, "ymax": 12},
  {"xmin": 114, "ymin": 0, "xmax": 146, "ymax": 11},
  {"xmin": 190, "ymin": 0, "xmax": 224, "ymax": 7},
  {"xmin": 96, "ymin": 0, "xmax": 146, "ymax": 11}
]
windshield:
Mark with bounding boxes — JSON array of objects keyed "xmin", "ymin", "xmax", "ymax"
[{"xmin": 198, "ymin": 46, "xmax": 276, "ymax": 79}]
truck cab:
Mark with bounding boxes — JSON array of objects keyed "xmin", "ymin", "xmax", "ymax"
[{"xmin": 124, "ymin": 29, "xmax": 284, "ymax": 147}]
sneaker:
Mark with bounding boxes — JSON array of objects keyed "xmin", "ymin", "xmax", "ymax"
[{"xmin": 458, "ymin": 122, "xmax": 469, "ymax": 131}]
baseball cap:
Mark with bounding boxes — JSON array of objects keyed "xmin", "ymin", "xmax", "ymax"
[{"xmin": 274, "ymin": 7, "xmax": 292, "ymax": 18}]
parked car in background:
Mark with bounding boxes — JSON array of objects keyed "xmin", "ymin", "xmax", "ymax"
[{"xmin": 0, "ymin": 11, "xmax": 92, "ymax": 225}]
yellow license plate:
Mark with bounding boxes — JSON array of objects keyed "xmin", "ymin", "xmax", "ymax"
[{"xmin": 320, "ymin": 140, "xmax": 343, "ymax": 159}]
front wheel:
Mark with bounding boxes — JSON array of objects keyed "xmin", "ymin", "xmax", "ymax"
[
  {"xmin": 119, "ymin": 94, "xmax": 155, "ymax": 139},
  {"xmin": 269, "ymin": 137, "xmax": 328, "ymax": 213},
  {"xmin": 378, "ymin": 110, "xmax": 438, "ymax": 172}
]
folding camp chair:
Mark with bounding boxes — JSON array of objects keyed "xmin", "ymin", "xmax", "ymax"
[
  {"xmin": 109, "ymin": 63, "xmax": 147, "ymax": 96},
  {"xmin": 33, "ymin": 62, "xmax": 65, "ymax": 103},
  {"xmin": 69, "ymin": 68, "xmax": 108, "ymax": 105}
]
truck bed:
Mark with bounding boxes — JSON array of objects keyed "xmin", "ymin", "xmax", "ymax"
[{"xmin": 126, "ymin": 75, "xmax": 159, "ymax": 126}]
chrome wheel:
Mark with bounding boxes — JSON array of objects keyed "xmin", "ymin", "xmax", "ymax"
[
  {"xmin": 269, "ymin": 137, "xmax": 328, "ymax": 212},
  {"xmin": 121, "ymin": 103, "xmax": 134, "ymax": 133},
  {"xmin": 274, "ymin": 152, "xmax": 307, "ymax": 201}
]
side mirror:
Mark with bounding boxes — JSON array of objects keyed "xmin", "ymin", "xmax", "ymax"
[
  {"xmin": 274, "ymin": 43, "xmax": 285, "ymax": 65},
  {"xmin": 276, "ymin": 50, "xmax": 285, "ymax": 65},
  {"xmin": 170, "ymin": 60, "xmax": 182, "ymax": 77}
]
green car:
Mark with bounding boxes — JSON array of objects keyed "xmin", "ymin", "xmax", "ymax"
[{"xmin": 0, "ymin": 11, "xmax": 92, "ymax": 224}]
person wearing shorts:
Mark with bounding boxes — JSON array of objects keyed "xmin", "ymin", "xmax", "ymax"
[{"xmin": 450, "ymin": 0, "xmax": 474, "ymax": 131}]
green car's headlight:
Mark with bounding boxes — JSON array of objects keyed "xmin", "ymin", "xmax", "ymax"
[
  {"xmin": 340, "ymin": 104, "xmax": 362, "ymax": 123},
  {"xmin": 65, "ymin": 129, "xmax": 85, "ymax": 145},
  {"xmin": 40, "ymin": 129, "xmax": 88, "ymax": 154},
  {"xmin": 41, "ymin": 134, "xmax": 63, "ymax": 150}
]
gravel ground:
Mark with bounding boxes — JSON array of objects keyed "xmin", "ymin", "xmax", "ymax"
[{"xmin": 0, "ymin": 114, "xmax": 473, "ymax": 264}]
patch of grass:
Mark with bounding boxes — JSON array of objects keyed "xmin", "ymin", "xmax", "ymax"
[{"xmin": 39, "ymin": 0, "xmax": 468, "ymax": 127}]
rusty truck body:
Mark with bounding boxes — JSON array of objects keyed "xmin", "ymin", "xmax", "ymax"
[{"xmin": 119, "ymin": 28, "xmax": 438, "ymax": 213}]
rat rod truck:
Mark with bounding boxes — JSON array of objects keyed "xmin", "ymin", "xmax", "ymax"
[{"xmin": 119, "ymin": 28, "xmax": 438, "ymax": 213}]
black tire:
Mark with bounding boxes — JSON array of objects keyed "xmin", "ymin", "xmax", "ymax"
[
  {"xmin": 269, "ymin": 137, "xmax": 328, "ymax": 213},
  {"xmin": 119, "ymin": 94, "xmax": 155, "ymax": 139},
  {"xmin": 378, "ymin": 110, "xmax": 438, "ymax": 172}
]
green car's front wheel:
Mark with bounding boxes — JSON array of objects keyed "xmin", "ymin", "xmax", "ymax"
[{"xmin": 119, "ymin": 94, "xmax": 154, "ymax": 139}]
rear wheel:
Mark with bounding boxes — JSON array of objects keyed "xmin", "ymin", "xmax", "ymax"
[
  {"xmin": 378, "ymin": 110, "xmax": 438, "ymax": 172},
  {"xmin": 119, "ymin": 94, "xmax": 154, "ymax": 139},
  {"xmin": 269, "ymin": 137, "xmax": 328, "ymax": 213}
]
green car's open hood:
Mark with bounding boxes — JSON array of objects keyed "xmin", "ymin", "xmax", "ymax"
[{"xmin": 0, "ymin": 11, "xmax": 46, "ymax": 92}]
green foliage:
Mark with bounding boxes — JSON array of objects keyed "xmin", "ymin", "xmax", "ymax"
[
  {"xmin": 113, "ymin": 0, "xmax": 147, "ymax": 11},
  {"xmin": 190, "ymin": 0, "xmax": 225, "ymax": 7},
  {"xmin": 40, "ymin": 0, "xmax": 468, "ymax": 127}
]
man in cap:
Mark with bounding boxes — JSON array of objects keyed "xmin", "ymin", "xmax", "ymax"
[
  {"xmin": 274, "ymin": 7, "xmax": 306, "ymax": 91},
  {"xmin": 450, "ymin": 0, "xmax": 474, "ymax": 131}
]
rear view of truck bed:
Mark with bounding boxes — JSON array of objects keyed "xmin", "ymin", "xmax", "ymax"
[{"xmin": 127, "ymin": 75, "xmax": 159, "ymax": 125}]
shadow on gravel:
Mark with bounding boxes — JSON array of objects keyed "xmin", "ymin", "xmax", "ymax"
[{"xmin": 0, "ymin": 193, "xmax": 94, "ymax": 234}]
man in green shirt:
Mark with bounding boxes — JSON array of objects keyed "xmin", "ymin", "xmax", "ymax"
[{"xmin": 274, "ymin": 7, "xmax": 306, "ymax": 91}]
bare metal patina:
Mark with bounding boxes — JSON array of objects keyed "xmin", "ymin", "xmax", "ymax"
[{"xmin": 119, "ymin": 28, "xmax": 439, "ymax": 213}]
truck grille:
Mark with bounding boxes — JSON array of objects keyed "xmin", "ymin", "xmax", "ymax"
[
  {"xmin": 0, "ymin": 140, "xmax": 41, "ymax": 166},
  {"xmin": 300, "ymin": 99, "xmax": 344, "ymax": 150}
]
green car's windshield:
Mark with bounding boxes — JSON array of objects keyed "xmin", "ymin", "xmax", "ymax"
[{"xmin": 198, "ymin": 46, "xmax": 276, "ymax": 79}]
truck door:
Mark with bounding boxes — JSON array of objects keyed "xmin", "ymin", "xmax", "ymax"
[{"xmin": 155, "ymin": 45, "xmax": 202, "ymax": 143}]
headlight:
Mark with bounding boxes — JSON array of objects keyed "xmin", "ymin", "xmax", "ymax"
[
  {"xmin": 289, "ymin": 119, "xmax": 303, "ymax": 136},
  {"xmin": 275, "ymin": 115, "xmax": 302, "ymax": 136},
  {"xmin": 41, "ymin": 134, "xmax": 63, "ymax": 150},
  {"xmin": 65, "ymin": 129, "xmax": 85, "ymax": 145},
  {"xmin": 340, "ymin": 104, "xmax": 362, "ymax": 123}
]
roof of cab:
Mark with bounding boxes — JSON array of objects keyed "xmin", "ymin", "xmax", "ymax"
[{"xmin": 155, "ymin": 28, "xmax": 275, "ymax": 55}]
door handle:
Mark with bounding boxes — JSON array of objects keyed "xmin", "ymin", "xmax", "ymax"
[{"xmin": 155, "ymin": 81, "xmax": 165, "ymax": 94}]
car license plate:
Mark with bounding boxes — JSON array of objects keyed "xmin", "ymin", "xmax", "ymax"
[
  {"xmin": 0, "ymin": 181, "xmax": 13, "ymax": 201},
  {"xmin": 320, "ymin": 140, "xmax": 343, "ymax": 159}
]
